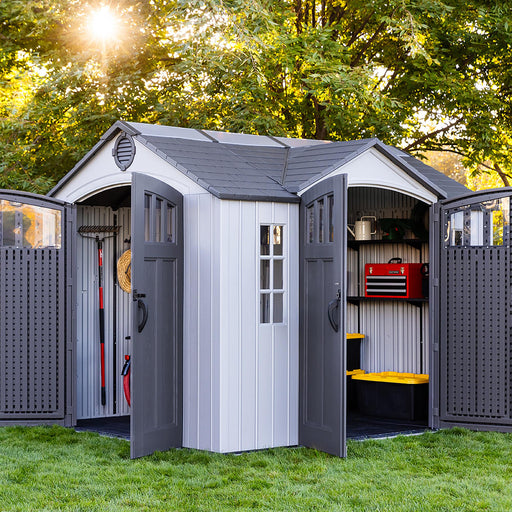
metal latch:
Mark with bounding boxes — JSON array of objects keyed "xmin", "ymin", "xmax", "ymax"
[{"xmin": 132, "ymin": 289, "xmax": 146, "ymax": 301}]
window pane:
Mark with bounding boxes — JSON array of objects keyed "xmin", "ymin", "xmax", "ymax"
[
  {"xmin": 155, "ymin": 198, "xmax": 162, "ymax": 242},
  {"xmin": 328, "ymin": 195, "xmax": 334, "ymax": 243},
  {"xmin": 0, "ymin": 200, "xmax": 61, "ymax": 249},
  {"xmin": 260, "ymin": 293, "xmax": 270, "ymax": 323},
  {"xmin": 318, "ymin": 199, "xmax": 324, "ymax": 243},
  {"xmin": 307, "ymin": 205, "xmax": 314, "ymax": 244},
  {"xmin": 166, "ymin": 203, "xmax": 174, "ymax": 243},
  {"xmin": 144, "ymin": 194, "xmax": 151, "ymax": 242},
  {"xmin": 273, "ymin": 225, "xmax": 283, "ymax": 255},
  {"xmin": 260, "ymin": 260, "xmax": 270, "ymax": 289},
  {"xmin": 260, "ymin": 225, "xmax": 270, "ymax": 255},
  {"xmin": 489, "ymin": 198, "xmax": 509, "ymax": 246},
  {"xmin": 448, "ymin": 211, "xmax": 463, "ymax": 246},
  {"xmin": 273, "ymin": 260, "xmax": 283, "ymax": 289},
  {"xmin": 273, "ymin": 293, "xmax": 283, "ymax": 323}
]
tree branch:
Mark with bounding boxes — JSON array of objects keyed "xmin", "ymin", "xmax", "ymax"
[
  {"xmin": 404, "ymin": 117, "xmax": 463, "ymax": 151},
  {"xmin": 350, "ymin": 21, "xmax": 386, "ymax": 67},
  {"xmin": 347, "ymin": 11, "xmax": 375, "ymax": 47},
  {"xmin": 493, "ymin": 163, "xmax": 510, "ymax": 187}
]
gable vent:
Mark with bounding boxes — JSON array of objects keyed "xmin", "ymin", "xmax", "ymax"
[{"xmin": 113, "ymin": 133, "xmax": 136, "ymax": 171}]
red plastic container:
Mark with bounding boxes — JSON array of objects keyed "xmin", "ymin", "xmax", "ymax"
[{"xmin": 365, "ymin": 263, "xmax": 424, "ymax": 298}]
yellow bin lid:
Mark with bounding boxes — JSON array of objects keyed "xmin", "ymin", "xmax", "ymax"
[{"xmin": 350, "ymin": 371, "xmax": 429, "ymax": 384}]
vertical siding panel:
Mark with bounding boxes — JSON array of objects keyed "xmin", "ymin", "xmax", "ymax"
[
  {"xmin": 210, "ymin": 197, "xmax": 221, "ymax": 452},
  {"xmin": 288, "ymin": 204, "xmax": 299, "ymax": 445},
  {"xmin": 183, "ymin": 196, "xmax": 199, "ymax": 448},
  {"xmin": 240, "ymin": 202, "xmax": 257, "ymax": 450},
  {"xmin": 198, "ymin": 195, "xmax": 213, "ymax": 449},
  {"xmin": 218, "ymin": 200, "xmax": 241, "ymax": 452}
]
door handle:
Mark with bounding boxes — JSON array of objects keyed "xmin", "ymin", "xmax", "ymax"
[
  {"xmin": 327, "ymin": 289, "xmax": 341, "ymax": 332},
  {"xmin": 137, "ymin": 299, "xmax": 148, "ymax": 333}
]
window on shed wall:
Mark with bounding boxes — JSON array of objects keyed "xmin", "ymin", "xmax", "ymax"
[{"xmin": 260, "ymin": 224, "xmax": 285, "ymax": 324}]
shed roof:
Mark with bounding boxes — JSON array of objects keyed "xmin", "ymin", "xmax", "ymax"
[{"xmin": 50, "ymin": 120, "xmax": 469, "ymax": 201}]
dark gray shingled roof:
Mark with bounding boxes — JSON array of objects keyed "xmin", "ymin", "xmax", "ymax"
[{"xmin": 50, "ymin": 120, "xmax": 469, "ymax": 201}]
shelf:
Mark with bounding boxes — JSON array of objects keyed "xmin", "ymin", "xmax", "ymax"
[
  {"xmin": 347, "ymin": 238, "xmax": 426, "ymax": 250},
  {"xmin": 347, "ymin": 296, "xmax": 428, "ymax": 308}
]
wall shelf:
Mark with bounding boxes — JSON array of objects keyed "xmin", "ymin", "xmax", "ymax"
[
  {"xmin": 347, "ymin": 238, "xmax": 427, "ymax": 250},
  {"xmin": 347, "ymin": 296, "xmax": 427, "ymax": 308}
]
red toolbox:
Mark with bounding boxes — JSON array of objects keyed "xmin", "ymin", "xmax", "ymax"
[{"xmin": 365, "ymin": 258, "xmax": 424, "ymax": 298}]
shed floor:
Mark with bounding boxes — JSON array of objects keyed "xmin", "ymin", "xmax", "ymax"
[
  {"xmin": 75, "ymin": 416, "xmax": 130, "ymax": 440},
  {"xmin": 347, "ymin": 412, "xmax": 428, "ymax": 440},
  {"xmin": 74, "ymin": 414, "xmax": 428, "ymax": 445}
]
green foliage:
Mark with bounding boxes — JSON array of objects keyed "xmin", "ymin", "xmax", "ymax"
[
  {"xmin": 1, "ymin": 0, "xmax": 512, "ymax": 192},
  {"xmin": 0, "ymin": 426, "xmax": 512, "ymax": 510}
]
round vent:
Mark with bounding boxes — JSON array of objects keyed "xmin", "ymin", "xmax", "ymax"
[{"xmin": 113, "ymin": 133, "xmax": 136, "ymax": 171}]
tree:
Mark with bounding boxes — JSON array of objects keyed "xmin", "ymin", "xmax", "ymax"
[{"xmin": 1, "ymin": 0, "xmax": 512, "ymax": 192}]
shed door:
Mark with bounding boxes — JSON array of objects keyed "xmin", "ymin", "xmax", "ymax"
[
  {"xmin": 130, "ymin": 173, "xmax": 183, "ymax": 458},
  {"xmin": 299, "ymin": 174, "xmax": 347, "ymax": 457},
  {"xmin": 0, "ymin": 191, "xmax": 74, "ymax": 423},
  {"xmin": 438, "ymin": 189, "xmax": 512, "ymax": 429}
]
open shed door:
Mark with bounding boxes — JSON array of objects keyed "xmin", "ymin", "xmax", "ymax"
[
  {"xmin": 130, "ymin": 174, "xmax": 183, "ymax": 458},
  {"xmin": 0, "ymin": 191, "xmax": 74, "ymax": 424},
  {"xmin": 436, "ymin": 188, "xmax": 512, "ymax": 431},
  {"xmin": 299, "ymin": 175, "xmax": 347, "ymax": 457}
]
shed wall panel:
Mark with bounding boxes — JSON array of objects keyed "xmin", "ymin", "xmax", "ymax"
[
  {"xmin": 212, "ymin": 200, "xmax": 298, "ymax": 453},
  {"xmin": 76, "ymin": 206, "xmax": 131, "ymax": 419},
  {"xmin": 182, "ymin": 194, "xmax": 221, "ymax": 451}
]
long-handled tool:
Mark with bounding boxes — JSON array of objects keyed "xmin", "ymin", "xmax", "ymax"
[{"xmin": 78, "ymin": 225, "xmax": 119, "ymax": 406}]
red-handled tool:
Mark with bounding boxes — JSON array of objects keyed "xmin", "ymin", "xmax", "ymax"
[
  {"xmin": 121, "ymin": 355, "xmax": 131, "ymax": 406},
  {"xmin": 78, "ymin": 225, "xmax": 119, "ymax": 407}
]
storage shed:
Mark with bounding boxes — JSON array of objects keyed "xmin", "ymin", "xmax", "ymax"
[{"xmin": 1, "ymin": 120, "xmax": 509, "ymax": 458}]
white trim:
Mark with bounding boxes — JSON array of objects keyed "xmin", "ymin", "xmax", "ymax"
[
  {"xmin": 52, "ymin": 139, "xmax": 208, "ymax": 203},
  {"xmin": 299, "ymin": 147, "xmax": 438, "ymax": 204}
]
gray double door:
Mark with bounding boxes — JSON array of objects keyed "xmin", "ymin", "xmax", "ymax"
[
  {"xmin": 299, "ymin": 175, "xmax": 347, "ymax": 457},
  {"xmin": 0, "ymin": 174, "xmax": 183, "ymax": 459},
  {"xmin": 130, "ymin": 173, "xmax": 183, "ymax": 458}
]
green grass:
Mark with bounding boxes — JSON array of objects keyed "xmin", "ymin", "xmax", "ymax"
[{"xmin": 0, "ymin": 427, "xmax": 511, "ymax": 511}]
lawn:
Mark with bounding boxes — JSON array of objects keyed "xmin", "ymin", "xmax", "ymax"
[{"xmin": 0, "ymin": 426, "xmax": 510, "ymax": 511}]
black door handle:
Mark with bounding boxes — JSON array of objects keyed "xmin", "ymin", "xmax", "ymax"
[
  {"xmin": 137, "ymin": 299, "xmax": 148, "ymax": 333},
  {"xmin": 327, "ymin": 290, "xmax": 341, "ymax": 332}
]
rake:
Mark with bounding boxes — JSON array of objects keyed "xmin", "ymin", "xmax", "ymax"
[{"xmin": 78, "ymin": 225, "xmax": 120, "ymax": 406}]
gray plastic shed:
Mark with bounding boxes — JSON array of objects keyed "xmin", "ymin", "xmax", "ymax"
[{"xmin": 0, "ymin": 120, "xmax": 508, "ymax": 458}]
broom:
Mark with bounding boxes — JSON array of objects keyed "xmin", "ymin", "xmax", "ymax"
[{"xmin": 78, "ymin": 225, "xmax": 120, "ymax": 406}]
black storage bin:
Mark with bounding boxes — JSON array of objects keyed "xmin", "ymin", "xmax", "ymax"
[
  {"xmin": 353, "ymin": 373, "xmax": 428, "ymax": 421},
  {"xmin": 347, "ymin": 339, "xmax": 362, "ymax": 371}
]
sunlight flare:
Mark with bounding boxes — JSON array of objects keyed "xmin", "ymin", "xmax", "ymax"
[{"xmin": 87, "ymin": 6, "xmax": 120, "ymax": 43}]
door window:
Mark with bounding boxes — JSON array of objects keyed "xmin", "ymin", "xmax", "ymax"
[
  {"xmin": 306, "ymin": 194, "xmax": 335, "ymax": 244},
  {"xmin": 0, "ymin": 200, "xmax": 61, "ymax": 249},
  {"xmin": 144, "ymin": 193, "xmax": 176, "ymax": 243},
  {"xmin": 445, "ymin": 197, "xmax": 510, "ymax": 247}
]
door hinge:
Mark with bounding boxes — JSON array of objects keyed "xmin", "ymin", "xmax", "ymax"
[
  {"xmin": 433, "ymin": 212, "xmax": 440, "ymax": 222},
  {"xmin": 433, "ymin": 278, "xmax": 439, "ymax": 287},
  {"xmin": 433, "ymin": 343, "xmax": 439, "ymax": 352},
  {"xmin": 433, "ymin": 407, "xmax": 439, "ymax": 417}
]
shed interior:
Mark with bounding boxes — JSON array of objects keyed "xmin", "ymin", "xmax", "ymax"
[
  {"xmin": 345, "ymin": 186, "xmax": 430, "ymax": 436},
  {"xmin": 75, "ymin": 186, "xmax": 132, "ymax": 435}
]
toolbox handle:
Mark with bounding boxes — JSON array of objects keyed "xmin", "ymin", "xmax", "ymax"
[{"xmin": 387, "ymin": 257, "xmax": 403, "ymax": 264}]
